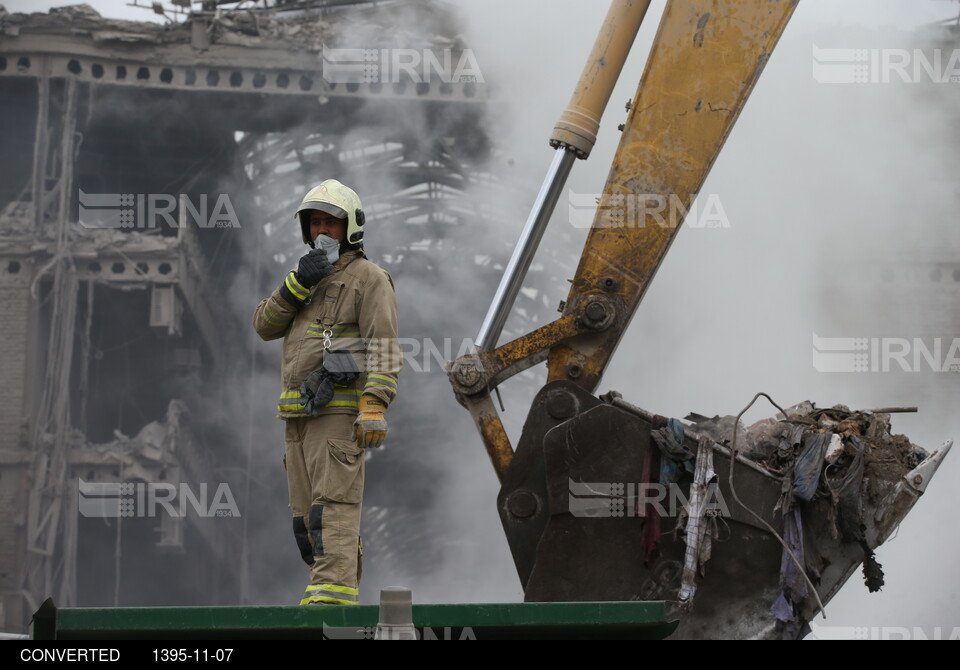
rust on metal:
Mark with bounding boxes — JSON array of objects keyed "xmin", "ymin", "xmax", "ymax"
[
  {"xmin": 465, "ymin": 393, "xmax": 515, "ymax": 481},
  {"xmin": 546, "ymin": 0, "xmax": 799, "ymax": 392}
]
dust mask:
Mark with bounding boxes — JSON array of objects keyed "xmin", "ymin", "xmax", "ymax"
[{"xmin": 314, "ymin": 233, "xmax": 340, "ymax": 265}]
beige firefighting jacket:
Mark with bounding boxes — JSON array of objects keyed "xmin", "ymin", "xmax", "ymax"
[{"xmin": 253, "ymin": 250, "xmax": 401, "ymax": 418}]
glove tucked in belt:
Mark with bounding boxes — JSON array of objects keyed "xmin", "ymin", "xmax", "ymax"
[{"xmin": 298, "ymin": 351, "xmax": 360, "ymax": 417}]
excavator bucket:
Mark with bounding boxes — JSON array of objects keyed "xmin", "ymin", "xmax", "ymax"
[{"xmin": 497, "ymin": 381, "xmax": 951, "ymax": 639}]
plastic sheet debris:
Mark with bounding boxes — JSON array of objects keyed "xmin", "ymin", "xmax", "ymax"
[
  {"xmin": 793, "ymin": 432, "xmax": 831, "ymax": 501},
  {"xmin": 677, "ymin": 436, "xmax": 718, "ymax": 610}
]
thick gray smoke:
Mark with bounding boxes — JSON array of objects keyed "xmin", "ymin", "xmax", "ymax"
[
  {"xmin": 442, "ymin": 0, "xmax": 960, "ymax": 634},
  {"xmin": 8, "ymin": 0, "xmax": 957, "ymax": 637}
]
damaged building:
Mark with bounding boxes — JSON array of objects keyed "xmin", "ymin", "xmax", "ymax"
[{"xmin": 0, "ymin": 0, "xmax": 495, "ymax": 634}]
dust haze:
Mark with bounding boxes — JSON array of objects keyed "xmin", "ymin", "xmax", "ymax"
[{"xmin": 3, "ymin": 0, "xmax": 956, "ymax": 636}]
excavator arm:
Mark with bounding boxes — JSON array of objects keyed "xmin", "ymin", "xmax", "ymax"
[
  {"xmin": 449, "ymin": 0, "xmax": 798, "ymax": 478},
  {"xmin": 546, "ymin": 0, "xmax": 798, "ymax": 390},
  {"xmin": 448, "ymin": 0, "xmax": 952, "ymax": 639}
]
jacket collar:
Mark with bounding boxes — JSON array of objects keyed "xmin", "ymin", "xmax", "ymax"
[{"xmin": 332, "ymin": 249, "xmax": 364, "ymax": 274}]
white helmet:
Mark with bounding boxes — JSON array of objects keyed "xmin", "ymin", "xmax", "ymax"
[{"xmin": 295, "ymin": 179, "xmax": 365, "ymax": 247}]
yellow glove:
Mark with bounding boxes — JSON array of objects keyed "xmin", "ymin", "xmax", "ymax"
[{"xmin": 354, "ymin": 394, "xmax": 388, "ymax": 449}]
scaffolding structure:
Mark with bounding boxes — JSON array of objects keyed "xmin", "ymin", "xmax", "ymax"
[{"xmin": 0, "ymin": 0, "xmax": 494, "ymax": 634}]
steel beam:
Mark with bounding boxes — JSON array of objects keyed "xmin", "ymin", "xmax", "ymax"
[{"xmin": 0, "ymin": 37, "xmax": 488, "ymax": 103}]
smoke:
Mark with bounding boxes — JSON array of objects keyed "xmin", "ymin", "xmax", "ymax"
[
  {"xmin": 8, "ymin": 0, "xmax": 956, "ymax": 633},
  {"xmin": 200, "ymin": 1, "xmax": 522, "ymax": 607},
  {"xmin": 428, "ymin": 0, "xmax": 960, "ymax": 630},
  {"xmin": 543, "ymin": 2, "xmax": 959, "ymax": 633}
]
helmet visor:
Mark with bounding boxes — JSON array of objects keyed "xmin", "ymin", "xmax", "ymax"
[{"xmin": 297, "ymin": 201, "xmax": 347, "ymax": 220}]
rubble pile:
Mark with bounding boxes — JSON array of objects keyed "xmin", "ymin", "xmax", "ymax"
[
  {"xmin": 689, "ymin": 401, "xmax": 927, "ymax": 512},
  {"xmin": 684, "ymin": 401, "xmax": 930, "ymax": 637},
  {"xmin": 0, "ymin": 5, "xmax": 189, "ymax": 44},
  {"xmin": 0, "ymin": 2, "xmax": 462, "ymax": 52}
]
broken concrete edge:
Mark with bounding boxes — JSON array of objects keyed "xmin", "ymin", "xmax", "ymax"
[{"xmin": 0, "ymin": 2, "xmax": 466, "ymax": 54}]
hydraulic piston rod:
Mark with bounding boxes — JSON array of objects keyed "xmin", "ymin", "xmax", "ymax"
[
  {"xmin": 475, "ymin": 148, "xmax": 576, "ymax": 352},
  {"xmin": 474, "ymin": 0, "xmax": 651, "ymax": 352}
]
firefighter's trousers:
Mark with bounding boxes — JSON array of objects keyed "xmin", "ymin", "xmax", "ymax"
[{"xmin": 284, "ymin": 413, "xmax": 364, "ymax": 605}]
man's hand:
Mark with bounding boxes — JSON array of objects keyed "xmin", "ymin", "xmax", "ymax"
[
  {"xmin": 296, "ymin": 248, "xmax": 334, "ymax": 288},
  {"xmin": 354, "ymin": 394, "xmax": 388, "ymax": 448},
  {"xmin": 279, "ymin": 249, "xmax": 334, "ymax": 308}
]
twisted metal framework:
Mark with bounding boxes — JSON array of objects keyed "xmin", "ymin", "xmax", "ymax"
[{"xmin": 0, "ymin": 0, "xmax": 500, "ymax": 631}]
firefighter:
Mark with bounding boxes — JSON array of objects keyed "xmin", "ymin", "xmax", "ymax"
[{"xmin": 253, "ymin": 179, "xmax": 401, "ymax": 605}]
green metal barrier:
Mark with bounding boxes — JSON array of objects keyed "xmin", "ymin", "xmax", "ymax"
[{"xmin": 31, "ymin": 598, "xmax": 679, "ymax": 640}]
